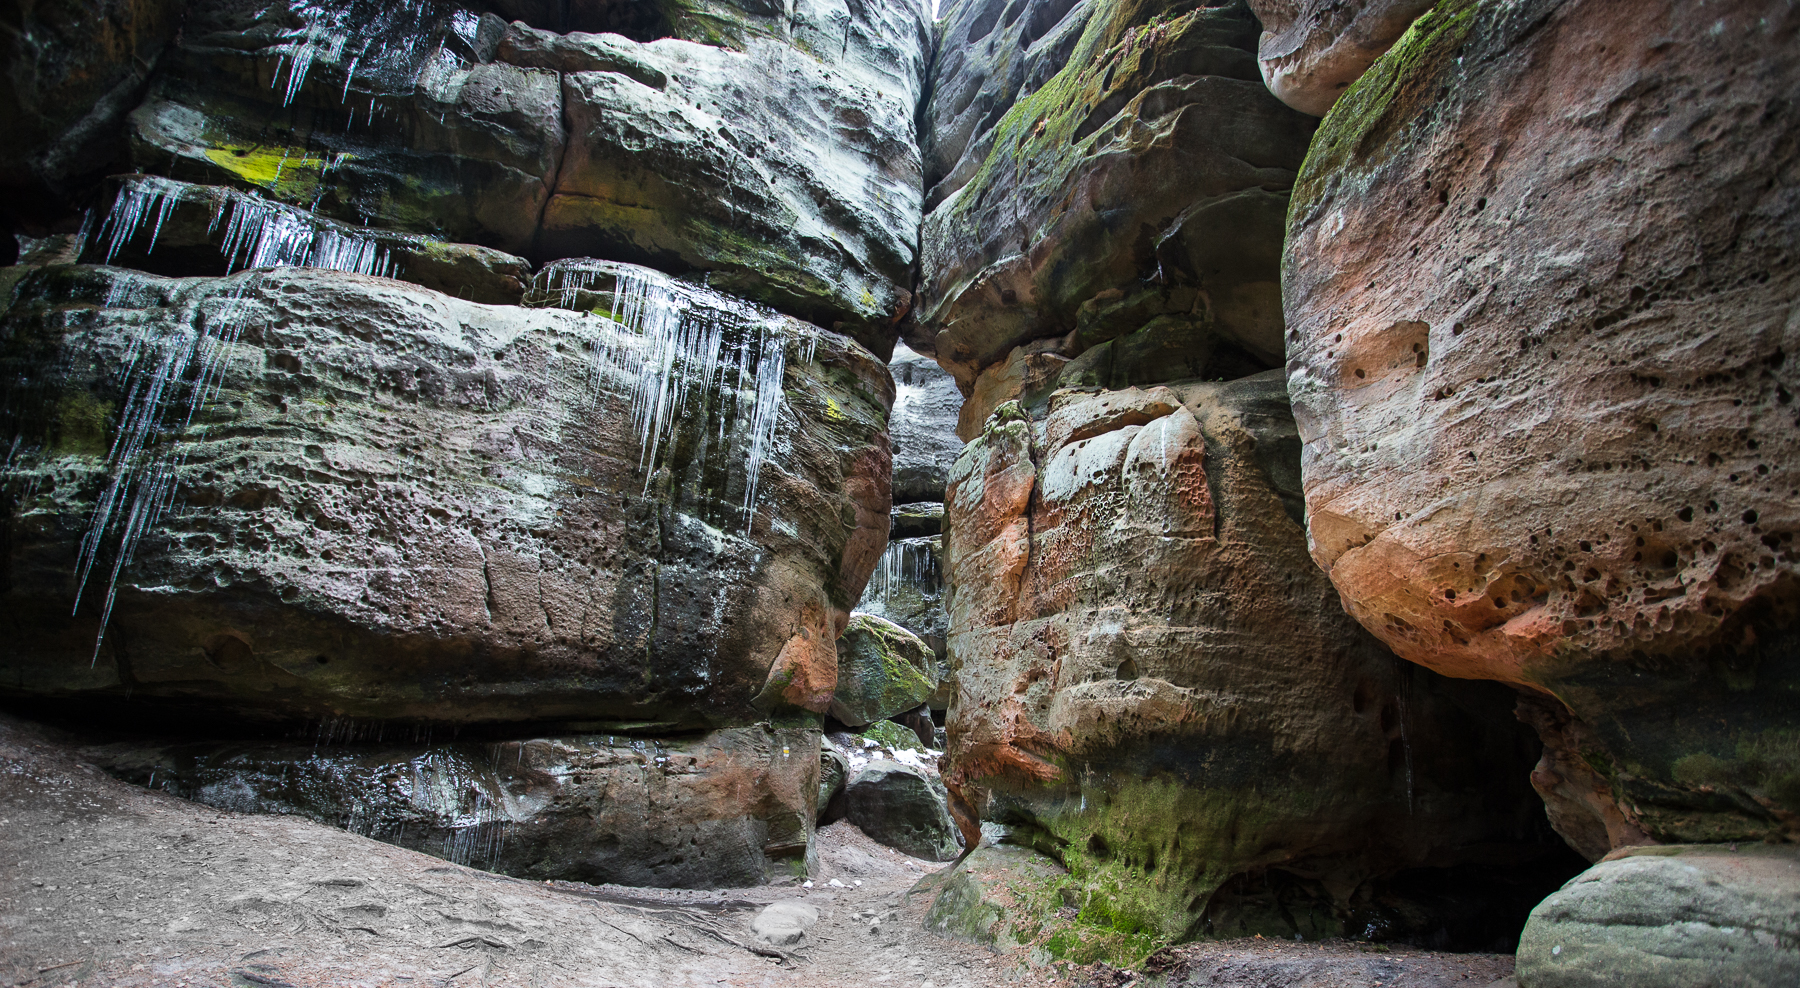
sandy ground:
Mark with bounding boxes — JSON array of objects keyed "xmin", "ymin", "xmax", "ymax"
[{"xmin": 1, "ymin": 715, "xmax": 1514, "ymax": 988}]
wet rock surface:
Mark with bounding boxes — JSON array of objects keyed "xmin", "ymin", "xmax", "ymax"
[
  {"xmin": 889, "ymin": 343, "xmax": 964, "ymax": 503},
  {"xmin": 1282, "ymin": 0, "xmax": 1800, "ymax": 848},
  {"xmin": 0, "ymin": 261, "xmax": 891, "ymax": 728},
  {"xmin": 938, "ymin": 373, "xmax": 1577, "ymax": 959},
  {"xmin": 845, "ymin": 759, "xmax": 961, "ymax": 862},
  {"xmin": 1516, "ymin": 844, "xmax": 1800, "ymax": 988},
  {"xmin": 80, "ymin": 726, "xmax": 821, "ymax": 888},
  {"xmin": 918, "ymin": 0, "xmax": 1315, "ymax": 390}
]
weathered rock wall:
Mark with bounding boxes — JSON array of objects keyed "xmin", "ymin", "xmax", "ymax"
[
  {"xmin": 0, "ymin": 0, "xmax": 929, "ymax": 888},
  {"xmin": 1283, "ymin": 0, "xmax": 1800, "ymax": 851},
  {"xmin": 0, "ymin": 262, "xmax": 891, "ymax": 729},
  {"xmin": 939, "ymin": 374, "xmax": 1568, "ymax": 954}
]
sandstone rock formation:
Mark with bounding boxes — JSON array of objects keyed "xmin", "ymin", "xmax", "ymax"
[
  {"xmin": 1242, "ymin": 1, "xmax": 1433, "ymax": 116},
  {"xmin": 1516, "ymin": 844, "xmax": 1800, "ymax": 988},
  {"xmin": 1283, "ymin": 0, "xmax": 1800, "ymax": 850},
  {"xmin": 84, "ymin": 726, "xmax": 821, "ymax": 887},
  {"xmin": 923, "ymin": 844, "xmax": 1070, "ymax": 950},
  {"xmin": 845, "ymin": 759, "xmax": 960, "ymax": 862},
  {"xmin": 0, "ymin": 262, "xmax": 890, "ymax": 730},
  {"xmin": 830, "ymin": 613, "xmax": 938, "ymax": 728},
  {"xmin": 918, "ymin": 0, "xmax": 1315, "ymax": 390},
  {"xmin": 939, "ymin": 374, "xmax": 1571, "ymax": 951},
  {"xmin": 121, "ymin": 0, "xmax": 927, "ymax": 348}
]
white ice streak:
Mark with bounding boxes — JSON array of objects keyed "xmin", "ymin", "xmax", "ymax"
[
  {"xmin": 269, "ymin": 0, "xmax": 448, "ymax": 109},
  {"xmin": 544, "ymin": 264, "xmax": 816, "ymax": 529},
  {"xmin": 861, "ymin": 536, "xmax": 941, "ymax": 607},
  {"xmin": 73, "ymin": 276, "xmax": 264, "ymax": 666},
  {"xmin": 97, "ymin": 178, "xmax": 397, "ymax": 279}
]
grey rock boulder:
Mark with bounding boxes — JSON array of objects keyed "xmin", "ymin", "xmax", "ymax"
[
  {"xmin": 750, "ymin": 900, "xmax": 820, "ymax": 946},
  {"xmin": 845, "ymin": 759, "xmax": 959, "ymax": 862},
  {"xmin": 1244, "ymin": 0, "xmax": 1435, "ymax": 116},
  {"xmin": 818, "ymin": 741, "xmax": 849, "ymax": 821},
  {"xmin": 1517, "ymin": 844, "xmax": 1800, "ymax": 988},
  {"xmin": 83, "ymin": 726, "xmax": 823, "ymax": 887},
  {"xmin": 830, "ymin": 613, "xmax": 938, "ymax": 728}
]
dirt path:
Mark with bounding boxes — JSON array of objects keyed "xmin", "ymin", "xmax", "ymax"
[{"xmin": 0, "ymin": 715, "xmax": 1515, "ymax": 988}]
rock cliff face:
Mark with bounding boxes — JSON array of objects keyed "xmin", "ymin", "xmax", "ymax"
[
  {"xmin": 918, "ymin": 0, "xmax": 1582, "ymax": 959},
  {"xmin": 0, "ymin": 262, "xmax": 890, "ymax": 730},
  {"xmin": 940, "ymin": 374, "xmax": 1569, "ymax": 954},
  {"xmin": 123, "ymin": 0, "xmax": 927, "ymax": 351},
  {"xmin": 1283, "ymin": 0, "xmax": 1800, "ymax": 852},
  {"xmin": 918, "ymin": 0, "xmax": 1315, "ymax": 390},
  {"xmin": 0, "ymin": 0, "xmax": 925, "ymax": 889}
]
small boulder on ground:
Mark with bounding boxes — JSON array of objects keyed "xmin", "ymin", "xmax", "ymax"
[
  {"xmin": 818, "ymin": 742, "xmax": 849, "ymax": 822},
  {"xmin": 749, "ymin": 901, "xmax": 819, "ymax": 946},
  {"xmin": 845, "ymin": 760, "xmax": 960, "ymax": 862},
  {"xmin": 925, "ymin": 844, "xmax": 1068, "ymax": 949},
  {"xmin": 1516, "ymin": 843, "xmax": 1800, "ymax": 988},
  {"xmin": 830, "ymin": 613, "xmax": 937, "ymax": 727}
]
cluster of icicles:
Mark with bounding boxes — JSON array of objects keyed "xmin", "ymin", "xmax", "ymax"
[
  {"xmin": 95, "ymin": 175, "xmax": 398, "ymax": 279},
  {"xmin": 543, "ymin": 261, "xmax": 815, "ymax": 525},
  {"xmin": 860, "ymin": 537, "xmax": 942, "ymax": 606},
  {"xmin": 71, "ymin": 191, "xmax": 812, "ymax": 665}
]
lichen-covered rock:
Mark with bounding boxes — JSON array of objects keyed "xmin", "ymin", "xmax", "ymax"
[
  {"xmin": 83, "ymin": 175, "xmax": 532, "ymax": 304},
  {"xmin": 0, "ymin": 261, "xmax": 891, "ymax": 728},
  {"xmin": 890, "ymin": 343, "xmax": 964, "ymax": 503},
  {"xmin": 830, "ymin": 613, "xmax": 937, "ymax": 728},
  {"xmin": 924, "ymin": 843, "xmax": 1069, "ymax": 949},
  {"xmin": 1283, "ymin": 0, "xmax": 1800, "ymax": 848},
  {"xmin": 1516, "ymin": 844, "xmax": 1800, "ymax": 988},
  {"xmin": 917, "ymin": 0, "xmax": 1315, "ymax": 390},
  {"xmin": 939, "ymin": 373, "xmax": 1572, "ymax": 954},
  {"xmin": 121, "ymin": 0, "xmax": 928, "ymax": 345},
  {"xmin": 129, "ymin": 0, "xmax": 565, "ymax": 257},
  {"xmin": 845, "ymin": 759, "xmax": 960, "ymax": 861},
  {"xmin": 83, "ymin": 726, "xmax": 822, "ymax": 887},
  {"xmin": 0, "ymin": 0, "xmax": 181, "ymax": 215},
  {"xmin": 1243, "ymin": 0, "xmax": 1433, "ymax": 116}
]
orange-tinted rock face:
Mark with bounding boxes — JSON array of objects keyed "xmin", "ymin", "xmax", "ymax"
[
  {"xmin": 1284, "ymin": 0, "xmax": 1800, "ymax": 846},
  {"xmin": 939, "ymin": 375, "xmax": 1572, "ymax": 946},
  {"xmin": 1244, "ymin": 0, "xmax": 1433, "ymax": 116}
]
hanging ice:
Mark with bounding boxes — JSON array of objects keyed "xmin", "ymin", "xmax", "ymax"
[
  {"xmin": 73, "ymin": 275, "xmax": 265, "ymax": 665},
  {"xmin": 538, "ymin": 261, "xmax": 817, "ymax": 530},
  {"xmin": 859, "ymin": 537, "xmax": 943, "ymax": 608},
  {"xmin": 94, "ymin": 178, "xmax": 398, "ymax": 279}
]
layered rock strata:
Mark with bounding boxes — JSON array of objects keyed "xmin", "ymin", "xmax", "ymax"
[
  {"xmin": 0, "ymin": 262, "xmax": 890, "ymax": 729},
  {"xmin": 917, "ymin": 0, "xmax": 1315, "ymax": 389},
  {"xmin": 1283, "ymin": 0, "xmax": 1800, "ymax": 850},
  {"xmin": 84, "ymin": 726, "xmax": 821, "ymax": 886},
  {"xmin": 120, "ymin": 0, "xmax": 927, "ymax": 348}
]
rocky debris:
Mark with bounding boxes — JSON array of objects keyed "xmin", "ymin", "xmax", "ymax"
[
  {"xmin": 1516, "ymin": 844, "xmax": 1800, "ymax": 988},
  {"xmin": 917, "ymin": 0, "xmax": 1315, "ymax": 391},
  {"xmin": 924, "ymin": 844, "xmax": 1069, "ymax": 950},
  {"xmin": 120, "ymin": 0, "xmax": 927, "ymax": 344},
  {"xmin": 82, "ymin": 174, "xmax": 533, "ymax": 304},
  {"xmin": 1282, "ymin": 0, "xmax": 1800, "ymax": 849},
  {"xmin": 0, "ymin": 261, "xmax": 891, "ymax": 728},
  {"xmin": 749, "ymin": 900, "xmax": 820, "ymax": 946},
  {"xmin": 890, "ymin": 342, "xmax": 965, "ymax": 502},
  {"xmin": 0, "ymin": 0, "xmax": 182, "ymax": 216},
  {"xmin": 846, "ymin": 760, "xmax": 961, "ymax": 862},
  {"xmin": 80, "ymin": 726, "xmax": 821, "ymax": 888},
  {"xmin": 831, "ymin": 613, "xmax": 940, "ymax": 728},
  {"xmin": 1243, "ymin": 0, "xmax": 1434, "ymax": 116},
  {"xmin": 938, "ymin": 374, "xmax": 1577, "ymax": 960},
  {"xmin": 1129, "ymin": 939, "xmax": 1517, "ymax": 987}
]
